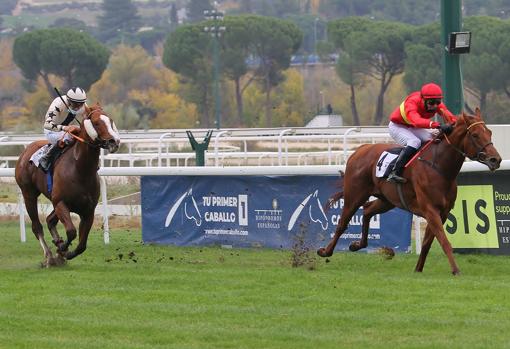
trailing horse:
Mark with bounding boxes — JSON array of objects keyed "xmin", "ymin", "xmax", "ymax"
[
  {"xmin": 15, "ymin": 104, "xmax": 120, "ymax": 266},
  {"xmin": 317, "ymin": 109, "xmax": 501, "ymax": 275}
]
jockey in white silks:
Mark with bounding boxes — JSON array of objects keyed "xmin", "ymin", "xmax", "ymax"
[{"xmin": 39, "ymin": 87, "xmax": 88, "ymax": 172}]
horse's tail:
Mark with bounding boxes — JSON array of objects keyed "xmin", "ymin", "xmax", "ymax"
[{"xmin": 324, "ymin": 170, "xmax": 344, "ymax": 212}]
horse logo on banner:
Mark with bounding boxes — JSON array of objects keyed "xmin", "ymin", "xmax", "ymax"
[
  {"xmin": 288, "ymin": 190, "xmax": 328, "ymax": 231},
  {"xmin": 165, "ymin": 188, "xmax": 202, "ymax": 227}
]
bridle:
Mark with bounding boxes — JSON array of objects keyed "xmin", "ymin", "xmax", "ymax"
[
  {"xmin": 65, "ymin": 108, "xmax": 114, "ymax": 149},
  {"xmin": 444, "ymin": 120, "xmax": 493, "ymax": 162}
]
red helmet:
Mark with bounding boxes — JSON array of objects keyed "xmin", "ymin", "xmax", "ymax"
[{"xmin": 420, "ymin": 83, "xmax": 443, "ymax": 99}]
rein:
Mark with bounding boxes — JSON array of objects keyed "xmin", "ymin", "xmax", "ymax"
[
  {"xmin": 61, "ymin": 108, "xmax": 105, "ymax": 148},
  {"xmin": 65, "ymin": 131, "xmax": 99, "ymax": 148},
  {"xmin": 444, "ymin": 120, "xmax": 493, "ymax": 161}
]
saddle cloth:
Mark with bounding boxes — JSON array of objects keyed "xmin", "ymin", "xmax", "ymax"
[
  {"xmin": 375, "ymin": 148, "xmax": 401, "ymax": 178},
  {"xmin": 29, "ymin": 144, "xmax": 51, "ymax": 167}
]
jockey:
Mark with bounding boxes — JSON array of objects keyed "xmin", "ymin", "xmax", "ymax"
[
  {"xmin": 387, "ymin": 82, "xmax": 457, "ymax": 183},
  {"xmin": 39, "ymin": 87, "xmax": 87, "ymax": 172}
]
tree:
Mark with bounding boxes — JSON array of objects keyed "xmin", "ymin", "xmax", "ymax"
[
  {"xmin": 403, "ymin": 22, "xmax": 441, "ymax": 93},
  {"xmin": 98, "ymin": 0, "xmax": 142, "ymax": 43},
  {"xmin": 13, "ymin": 28, "xmax": 110, "ymax": 96},
  {"xmin": 163, "ymin": 15, "xmax": 301, "ymax": 127},
  {"xmin": 335, "ymin": 34, "xmax": 368, "ymax": 126},
  {"xmin": 88, "ymin": 44, "xmax": 195, "ymax": 129},
  {"xmin": 50, "ymin": 18, "xmax": 88, "ymax": 32},
  {"xmin": 363, "ymin": 21, "xmax": 411, "ymax": 125},
  {"xmin": 248, "ymin": 17, "xmax": 302, "ymax": 126},
  {"xmin": 186, "ymin": 0, "xmax": 212, "ymax": 23},
  {"xmin": 329, "ymin": 18, "xmax": 411, "ymax": 125},
  {"xmin": 329, "ymin": 17, "xmax": 373, "ymax": 125},
  {"xmin": 462, "ymin": 16, "xmax": 510, "ymax": 113},
  {"xmin": 163, "ymin": 24, "xmax": 213, "ymax": 126}
]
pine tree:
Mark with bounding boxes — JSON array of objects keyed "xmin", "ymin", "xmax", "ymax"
[{"xmin": 98, "ymin": 0, "xmax": 142, "ymax": 42}]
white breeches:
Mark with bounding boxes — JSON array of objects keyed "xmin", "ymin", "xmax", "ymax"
[
  {"xmin": 44, "ymin": 129, "xmax": 73, "ymax": 145},
  {"xmin": 388, "ymin": 121, "xmax": 435, "ymax": 149}
]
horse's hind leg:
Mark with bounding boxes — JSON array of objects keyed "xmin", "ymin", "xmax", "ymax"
[
  {"xmin": 317, "ymin": 194, "xmax": 369, "ymax": 257},
  {"xmin": 350, "ymin": 199, "xmax": 394, "ymax": 252},
  {"xmin": 65, "ymin": 212, "xmax": 94, "ymax": 260},
  {"xmin": 22, "ymin": 192, "xmax": 56, "ymax": 266}
]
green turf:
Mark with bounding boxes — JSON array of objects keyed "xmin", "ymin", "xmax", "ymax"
[{"xmin": 1, "ymin": 220, "xmax": 510, "ymax": 349}]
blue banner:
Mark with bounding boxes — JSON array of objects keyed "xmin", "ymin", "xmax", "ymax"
[{"xmin": 141, "ymin": 176, "xmax": 412, "ymax": 252}]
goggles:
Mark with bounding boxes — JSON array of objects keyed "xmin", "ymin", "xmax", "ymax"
[
  {"xmin": 68, "ymin": 100, "xmax": 84, "ymax": 110},
  {"xmin": 426, "ymin": 98, "xmax": 441, "ymax": 106}
]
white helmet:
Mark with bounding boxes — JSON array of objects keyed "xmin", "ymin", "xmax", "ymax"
[{"xmin": 66, "ymin": 87, "xmax": 87, "ymax": 103}]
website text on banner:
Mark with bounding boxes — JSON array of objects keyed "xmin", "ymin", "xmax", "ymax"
[{"xmin": 141, "ymin": 176, "xmax": 412, "ymax": 252}]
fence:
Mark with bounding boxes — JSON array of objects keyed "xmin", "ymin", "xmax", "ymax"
[{"xmin": 2, "ymin": 160, "xmax": 510, "ymax": 254}]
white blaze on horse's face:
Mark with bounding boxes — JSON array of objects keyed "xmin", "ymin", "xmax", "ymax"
[
  {"xmin": 83, "ymin": 114, "xmax": 121, "ymax": 153},
  {"xmin": 84, "ymin": 119, "xmax": 98, "ymax": 140},
  {"xmin": 100, "ymin": 114, "xmax": 121, "ymax": 143}
]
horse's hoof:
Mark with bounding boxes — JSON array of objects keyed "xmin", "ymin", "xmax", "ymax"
[
  {"xmin": 317, "ymin": 247, "xmax": 332, "ymax": 258},
  {"xmin": 53, "ymin": 254, "xmax": 67, "ymax": 266},
  {"xmin": 42, "ymin": 255, "xmax": 67, "ymax": 268},
  {"xmin": 452, "ymin": 270, "xmax": 461, "ymax": 276},
  {"xmin": 349, "ymin": 241, "xmax": 361, "ymax": 252}
]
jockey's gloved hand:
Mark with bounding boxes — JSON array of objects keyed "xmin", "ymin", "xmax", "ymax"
[{"xmin": 439, "ymin": 124, "xmax": 454, "ymax": 135}]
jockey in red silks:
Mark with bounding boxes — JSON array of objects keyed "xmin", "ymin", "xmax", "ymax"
[
  {"xmin": 39, "ymin": 87, "xmax": 88, "ymax": 172},
  {"xmin": 386, "ymin": 82, "xmax": 457, "ymax": 183}
]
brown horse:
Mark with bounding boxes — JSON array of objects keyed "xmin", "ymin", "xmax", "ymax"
[
  {"xmin": 317, "ymin": 109, "xmax": 501, "ymax": 275},
  {"xmin": 15, "ymin": 104, "xmax": 120, "ymax": 266}
]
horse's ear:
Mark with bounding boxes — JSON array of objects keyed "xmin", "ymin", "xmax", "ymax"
[
  {"xmin": 475, "ymin": 107, "xmax": 481, "ymax": 117},
  {"xmin": 95, "ymin": 102, "xmax": 101, "ymax": 107}
]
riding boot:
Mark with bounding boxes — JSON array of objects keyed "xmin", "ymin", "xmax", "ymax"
[
  {"xmin": 387, "ymin": 146, "xmax": 417, "ymax": 183},
  {"xmin": 39, "ymin": 144, "xmax": 60, "ymax": 172}
]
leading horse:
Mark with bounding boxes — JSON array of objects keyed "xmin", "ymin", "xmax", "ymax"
[
  {"xmin": 15, "ymin": 104, "xmax": 120, "ymax": 266},
  {"xmin": 317, "ymin": 109, "xmax": 501, "ymax": 275}
]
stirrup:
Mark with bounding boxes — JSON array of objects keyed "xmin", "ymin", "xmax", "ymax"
[{"xmin": 387, "ymin": 172, "xmax": 407, "ymax": 184}]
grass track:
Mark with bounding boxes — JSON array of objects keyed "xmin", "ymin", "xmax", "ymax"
[{"xmin": 1, "ymin": 221, "xmax": 510, "ymax": 349}]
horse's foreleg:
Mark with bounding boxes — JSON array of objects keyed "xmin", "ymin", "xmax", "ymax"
[
  {"xmin": 425, "ymin": 212, "xmax": 460, "ymax": 275},
  {"xmin": 46, "ymin": 210, "xmax": 64, "ymax": 251},
  {"xmin": 65, "ymin": 213, "xmax": 94, "ymax": 260},
  {"xmin": 53, "ymin": 201, "xmax": 77, "ymax": 254},
  {"xmin": 414, "ymin": 225, "xmax": 434, "ymax": 272},
  {"xmin": 350, "ymin": 199, "xmax": 394, "ymax": 252}
]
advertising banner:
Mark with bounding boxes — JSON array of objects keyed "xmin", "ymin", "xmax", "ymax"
[
  {"xmin": 141, "ymin": 175, "xmax": 412, "ymax": 252},
  {"xmin": 448, "ymin": 171, "xmax": 510, "ymax": 254}
]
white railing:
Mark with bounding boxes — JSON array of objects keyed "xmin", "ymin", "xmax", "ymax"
[
  {"xmin": 5, "ymin": 124, "xmax": 510, "ymax": 168},
  {"xmin": 0, "ymin": 126, "xmax": 394, "ymax": 169}
]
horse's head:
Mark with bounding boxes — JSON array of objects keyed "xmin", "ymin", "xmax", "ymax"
[
  {"xmin": 83, "ymin": 104, "xmax": 121, "ymax": 153},
  {"xmin": 452, "ymin": 108, "xmax": 501, "ymax": 171}
]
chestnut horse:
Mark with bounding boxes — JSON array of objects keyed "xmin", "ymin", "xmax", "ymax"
[
  {"xmin": 15, "ymin": 104, "xmax": 120, "ymax": 266},
  {"xmin": 317, "ymin": 109, "xmax": 501, "ymax": 275}
]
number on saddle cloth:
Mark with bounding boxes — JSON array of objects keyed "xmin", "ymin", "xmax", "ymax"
[{"xmin": 375, "ymin": 147, "xmax": 401, "ymax": 178}]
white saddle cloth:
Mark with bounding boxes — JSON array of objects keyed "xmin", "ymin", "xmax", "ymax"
[
  {"xmin": 375, "ymin": 151, "xmax": 399, "ymax": 177},
  {"xmin": 29, "ymin": 144, "xmax": 51, "ymax": 167}
]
